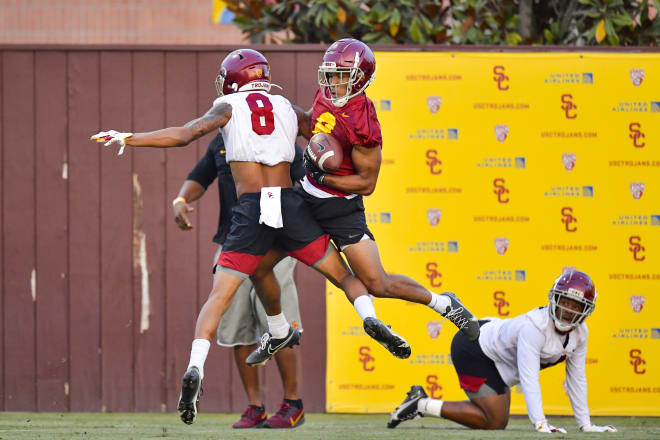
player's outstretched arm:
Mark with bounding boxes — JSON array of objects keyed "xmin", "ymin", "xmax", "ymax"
[
  {"xmin": 321, "ymin": 144, "xmax": 381, "ymax": 196},
  {"xmin": 91, "ymin": 102, "xmax": 232, "ymax": 153}
]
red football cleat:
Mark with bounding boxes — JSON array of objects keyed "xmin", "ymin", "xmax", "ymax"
[
  {"xmin": 264, "ymin": 401, "xmax": 305, "ymax": 428},
  {"xmin": 232, "ymin": 405, "xmax": 267, "ymax": 429}
]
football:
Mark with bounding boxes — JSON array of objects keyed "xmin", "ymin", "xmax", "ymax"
[{"xmin": 306, "ymin": 132, "xmax": 343, "ymax": 172}]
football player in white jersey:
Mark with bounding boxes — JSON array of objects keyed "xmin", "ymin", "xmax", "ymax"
[
  {"xmin": 388, "ymin": 270, "xmax": 617, "ymax": 434},
  {"xmin": 91, "ymin": 48, "xmax": 384, "ymax": 425}
]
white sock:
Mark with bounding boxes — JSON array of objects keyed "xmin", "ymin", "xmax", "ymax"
[
  {"xmin": 427, "ymin": 292, "xmax": 451, "ymax": 315},
  {"xmin": 266, "ymin": 312, "xmax": 290, "ymax": 339},
  {"xmin": 418, "ymin": 397, "xmax": 444, "ymax": 417},
  {"xmin": 354, "ymin": 295, "xmax": 377, "ymax": 320},
  {"xmin": 187, "ymin": 338, "xmax": 211, "ymax": 379}
]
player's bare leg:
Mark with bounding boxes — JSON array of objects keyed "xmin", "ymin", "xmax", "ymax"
[
  {"xmin": 389, "ymin": 385, "xmax": 509, "ymax": 430},
  {"xmin": 246, "ymin": 251, "xmax": 300, "ymax": 366},
  {"xmin": 313, "ymin": 246, "xmax": 411, "ymax": 359},
  {"xmin": 440, "ymin": 393, "xmax": 510, "ymax": 430},
  {"xmin": 233, "ymin": 345, "xmax": 262, "ymax": 405},
  {"xmin": 179, "ymin": 269, "xmax": 244, "ymax": 424},
  {"xmin": 343, "ymin": 239, "xmax": 480, "ymax": 341}
]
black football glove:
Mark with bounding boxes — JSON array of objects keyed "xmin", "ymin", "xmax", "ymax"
[{"xmin": 303, "ymin": 146, "xmax": 327, "ymax": 184}]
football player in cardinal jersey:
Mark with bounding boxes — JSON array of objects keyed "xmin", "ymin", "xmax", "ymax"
[
  {"xmin": 388, "ymin": 270, "xmax": 617, "ymax": 434},
  {"xmin": 293, "ymin": 38, "xmax": 481, "ymax": 355},
  {"xmin": 91, "ymin": 48, "xmax": 385, "ymax": 425}
]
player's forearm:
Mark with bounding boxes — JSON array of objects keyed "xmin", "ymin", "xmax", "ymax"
[
  {"xmin": 322, "ymin": 173, "xmax": 377, "ymax": 195},
  {"xmin": 293, "ymin": 104, "xmax": 312, "ymax": 139},
  {"xmin": 127, "ymin": 127, "xmax": 193, "ymax": 148},
  {"xmin": 177, "ymin": 180, "xmax": 206, "ymax": 203}
]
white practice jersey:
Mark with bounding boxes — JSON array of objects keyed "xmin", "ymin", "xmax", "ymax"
[
  {"xmin": 213, "ymin": 91, "xmax": 297, "ymax": 165},
  {"xmin": 479, "ymin": 307, "xmax": 590, "ymax": 428}
]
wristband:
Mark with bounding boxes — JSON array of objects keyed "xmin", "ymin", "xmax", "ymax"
[{"xmin": 172, "ymin": 196, "xmax": 187, "ymax": 207}]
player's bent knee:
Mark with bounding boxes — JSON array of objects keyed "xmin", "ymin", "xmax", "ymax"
[
  {"xmin": 364, "ymin": 277, "xmax": 391, "ymax": 298},
  {"xmin": 484, "ymin": 417, "xmax": 508, "ymax": 430}
]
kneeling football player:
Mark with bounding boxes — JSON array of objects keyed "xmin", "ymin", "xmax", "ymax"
[{"xmin": 388, "ymin": 270, "xmax": 617, "ymax": 434}]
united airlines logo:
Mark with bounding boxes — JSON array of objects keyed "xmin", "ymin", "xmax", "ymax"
[
  {"xmin": 426, "ymin": 150, "xmax": 442, "ymax": 174},
  {"xmin": 427, "ymin": 96, "xmax": 442, "ymax": 114},
  {"xmin": 493, "ymin": 291, "xmax": 510, "ymax": 316},
  {"xmin": 630, "ymin": 295, "xmax": 645, "ymax": 313},
  {"xmin": 629, "ymin": 122, "xmax": 646, "ymax": 148},
  {"xmin": 494, "ymin": 124, "xmax": 509, "ymax": 143},
  {"xmin": 359, "ymin": 346, "xmax": 375, "ymax": 371},
  {"xmin": 426, "ymin": 321, "xmax": 443, "ymax": 339},
  {"xmin": 630, "ymin": 69, "xmax": 645, "ymax": 87},
  {"xmin": 629, "ymin": 349, "xmax": 646, "ymax": 374},
  {"xmin": 426, "ymin": 209, "xmax": 442, "ymax": 226},
  {"xmin": 629, "ymin": 236, "xmax": 646, "ymax": 261},
  {"xmin": 494, "ymin": 237, "xmax": 509, "ymax": 255},
  {"xmin": 426, "ymin": 262, "xmax": 442, "ymax": 287},
  {"xmin": 493, "ymin": 65, "xmax": 509, "ymax": 91},
  {"xmin": 493, "ymin": 178, "xmax": 510, "ymax": 203},
  {"xmin": 561, "ymin": 94, "xmax": 577, "ymax": 119},
  {"xmin": 561, "ymin": 207, "xmax": 577, "ymax": 232},
  {"xmin": 562, "ymin": 153, "xmax": 576, "ymax": 171},
  {"xmin": 630, "ymin": 182, "xmax": 644, "ymax": 200},
  {"xmin": 425, "ymin": 375, "xmax": 443, "ymax": 399}
]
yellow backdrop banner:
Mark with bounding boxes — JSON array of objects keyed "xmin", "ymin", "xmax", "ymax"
[{"xmin": 326, "ymin": 51, "xmax": 660, "ymax": 417}]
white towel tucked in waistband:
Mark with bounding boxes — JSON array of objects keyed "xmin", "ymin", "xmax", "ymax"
[{"xmin": 259, "ymin": 186, "xmax": 283, "ymax": 229}]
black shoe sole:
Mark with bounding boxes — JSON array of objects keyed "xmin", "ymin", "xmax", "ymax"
[
  {"xmin": 363, "ymin": 318, "xmax": 411, "ymax": 359},
  {"xmin": 177, "ymin": 369, "xmax": 201, "ymax": 425}
]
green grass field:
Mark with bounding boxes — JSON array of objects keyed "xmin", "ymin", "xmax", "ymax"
[{"xmin": 1, "ymin": 413, "xmax": 659, "ymax": 440}]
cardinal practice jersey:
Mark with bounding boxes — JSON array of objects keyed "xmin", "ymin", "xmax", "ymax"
[
  {"xmin": 301, "ymin": 89, "xmax": 382, "ymax": 198},
  {"xmin": 213, "ymin": 91, "xmax": 297, "ymax": 166},
  {"xmin": 478, "ymin": 307, "xmax": 590, "ymax": 427}
]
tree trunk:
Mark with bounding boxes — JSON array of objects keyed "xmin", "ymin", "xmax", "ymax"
[{"xmin": 519, "ymin": 0, "xmax": 534, "ymax": 40}]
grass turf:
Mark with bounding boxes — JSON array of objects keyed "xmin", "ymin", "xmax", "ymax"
[{"xmin": 0, "ymin": 413, "xmax": 658, "ymax": 439}]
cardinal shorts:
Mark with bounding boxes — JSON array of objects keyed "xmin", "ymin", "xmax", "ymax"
[{"xmin": 216, "ymin": 189, "xmax": 330, "ymax": 277}]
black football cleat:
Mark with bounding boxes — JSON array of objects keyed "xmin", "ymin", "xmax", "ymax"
[
  {"xmin": 363, "ymin": 317, "xmax": 411, "ymax": 359},
  {"xmin": 387, "ymin": 385, "xmax": 427, "ymax": 428},
  {"xmin": 246, "ymin": 326, "xmax": 301, "ymax": 367},
  {"xmin": 178, "ymin": 366, "xmax": 202, "ymax": 425},
  {"xmin": 440, "ymin": 292, "xmax": 480, "ymax": 341}
]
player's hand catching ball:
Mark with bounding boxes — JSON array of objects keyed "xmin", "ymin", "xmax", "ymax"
[
  {"xmin": 90, "ymin": 130, "xmax": 134, "ymax": 155},
  {"xmin": 303, "ymin": 146, "xmax": 326, "ymax": 184}
]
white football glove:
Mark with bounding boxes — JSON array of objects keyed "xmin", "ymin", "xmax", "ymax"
[
  {"xmin": 580, "ymin": 424, "xmax": 617, "ymax": 433},
  {"xmin": 90, "ymin": 130, "xmax": 134, "ymax": 156},
  {"xmin": 535, "ymin": 420, "xmax": 567, "ymax": 434}
]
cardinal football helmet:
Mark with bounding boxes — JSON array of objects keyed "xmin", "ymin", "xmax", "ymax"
[
  {"xmin": 548, "ymin": 270, "xmax": 596, "ymax": 332},
  {"xmin": 318, "ymin": 38, "xmax": 376, "ymax": 107},
  {"xmin": 215, "ymin": 49, "xmax": 272, "ymax": 97}
]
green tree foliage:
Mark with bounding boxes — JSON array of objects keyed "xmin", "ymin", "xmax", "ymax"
[{"xmin": 225, "ymin": 0, "xmax": 659, "ymax": 46}]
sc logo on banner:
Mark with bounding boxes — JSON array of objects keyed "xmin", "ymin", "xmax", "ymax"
[
  {"xmin": 426, "ymin": 262, "xmax": 442, "ymax": 287},
  {"xmin": 629, "ymin": 122, "xmax": 646, "ymax": 148},
  {"xmin": 629, "ymin": 349, "xmax": 646, "ymax": 375},
  {"xmin": 493, "ymin": 291, "xmax": 510, "ymax": 316},
  {"xmin": 492, "ymin": 66, "xmax": 509, "ymax": 91},
  {"xmin": 426, "ymin": 150, "xmax": 442, "ymax": 175},
  {"xmin": 561, "ymin": 207, "xmax": 577, "ymax": 232},
  {"xmin": 359, "ymin": 346, "xmax": 375, "ymax": 372},
  {"xmin": 561, "ymin": 94, "xmax": 577, "ymax": 119},
  {"xmin": 629, "ymin": 236, "xmax": 645, "ymax": 261},
  {"xmin": 493, "ymin": 178, "xmax": 510, "ymax": 204},
  {"xmin": 426, "ymin": 375, "xmax": 443, "ymax": 399}
]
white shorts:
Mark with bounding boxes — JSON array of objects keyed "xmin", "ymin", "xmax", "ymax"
[{"xmin": 214, "ymin": 245, "xmax": 303, "ymax": 346}]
